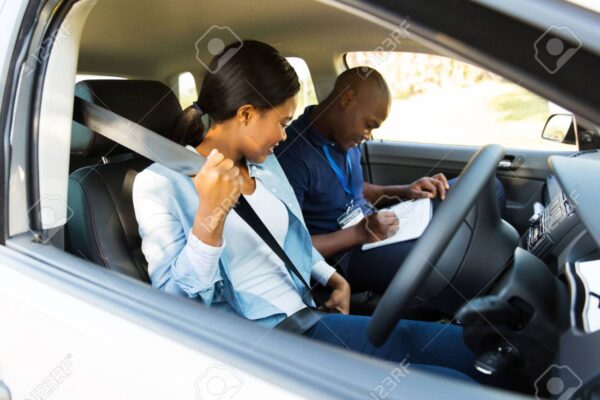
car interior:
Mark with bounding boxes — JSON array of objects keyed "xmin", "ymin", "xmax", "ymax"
[{"xmin": 6, "ymin": 0, "xmax": 600, "ymax": 397}]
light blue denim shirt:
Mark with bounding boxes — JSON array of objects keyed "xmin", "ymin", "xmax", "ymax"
[{"xmin": 132, "ymin": 151, "xmax": 334, "ymax": 328}]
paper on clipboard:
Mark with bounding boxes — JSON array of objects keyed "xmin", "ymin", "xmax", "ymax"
[{"xmin": 361, "ymin": 198, "xmax": 432, "ymax": 251}]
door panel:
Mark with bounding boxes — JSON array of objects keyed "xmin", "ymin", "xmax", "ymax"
[
  {"xmin": 0, "ymin": 235, "xmax": 516, "ymax": 399},
  {"xmin": 363, "ymin": 141, "xmax": 575, "ymax": 233}
]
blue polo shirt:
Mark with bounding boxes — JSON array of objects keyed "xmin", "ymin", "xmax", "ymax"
[{"xmin": 275, "ymin": 106, "xmax": 370, "ymax": 235}]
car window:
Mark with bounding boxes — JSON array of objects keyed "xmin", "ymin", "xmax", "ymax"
[
  {"xmin": 176, "ymin": 71, "xmax": 198, "ymax": 108},
  {"xmin": 345, "ymin": 52, "xmax": 577, "ymax": 151},
  {"xmin": 286, "ymin": 57, "xmax": 318, "ymax": 120}
]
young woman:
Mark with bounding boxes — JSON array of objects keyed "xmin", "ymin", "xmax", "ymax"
[{"xmin": 132, "ymin": 40, "xmax": 479, "ymax": 382}]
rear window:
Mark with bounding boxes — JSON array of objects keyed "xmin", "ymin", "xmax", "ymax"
[
  {"xmin": 286, "ymin": 57, "xmax": 318, "ymax": 120},
  {"xmin": 175, "ymin": 72, "xmax": 198, "ymax": 108}
]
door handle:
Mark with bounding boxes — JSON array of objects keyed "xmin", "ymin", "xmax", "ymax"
[{"xmin": 497, "ymin": 155, "xmax": 524, "ymax": 171}]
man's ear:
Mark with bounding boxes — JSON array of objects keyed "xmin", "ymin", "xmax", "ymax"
[
  {"xmin": 339, "ymin": 88, "xmax": 356, "ymax": 110},
  {"xmin": 236, "ymin": 104, "xmax": 256, "ymax": 126}
]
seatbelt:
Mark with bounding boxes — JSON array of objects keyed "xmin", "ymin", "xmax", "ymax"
[
  {"xmin": 73, "ymin": 97, "xmax": 320, "ymax": 306},
  {"xmin": 73, "ymin": 97, "xmax": 202, "ymax": 176},
  {"xmin": 235, "ymin": 196, "xmax": 317, "ymax": 305}
]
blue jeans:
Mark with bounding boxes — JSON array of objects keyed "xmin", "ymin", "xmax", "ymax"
[
  {"xmin": 337, "ymin": 178, "xmax": 507, "ymax": 293},
  {"xmin": 304, "ymin": 314, "xmax": 476, "ymax": 381}
]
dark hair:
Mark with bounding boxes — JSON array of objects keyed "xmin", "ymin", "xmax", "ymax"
[{"xmin": 171, "ymin": 40, "xmax": 300, "ymax": 147}]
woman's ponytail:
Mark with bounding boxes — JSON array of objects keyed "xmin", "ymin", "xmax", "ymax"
[{"xmin": 169, "ymin": 101, "xmax": 206, "ymax": 147}]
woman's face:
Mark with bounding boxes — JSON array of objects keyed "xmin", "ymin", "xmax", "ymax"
[{"xmin": 241, "ymin": 96, "xmax": 298, "ymax": 163}]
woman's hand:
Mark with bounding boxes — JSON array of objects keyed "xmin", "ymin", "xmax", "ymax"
[
  {"xmin": 322, "ymin": 272, "xmax": 351, "ymax": 314},
  {"xmin": 355, "ymin": 210, "xmax": 399, "ymax": 243},
  {"xmin": 192, "ymin": 149, "xmax": 242, "ymax": 246}
]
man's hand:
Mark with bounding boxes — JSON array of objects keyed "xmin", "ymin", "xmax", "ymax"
[
  {"xmin": 322, "ymin": 272, "xmax": 350, "ymax": 314},
  {"xmin": 355, "ymin": 210, "xmax": 399, "ymax": 243},
  {"xmin": 406, "ymin": 173, "xmax": 450, "ymax": 200}
]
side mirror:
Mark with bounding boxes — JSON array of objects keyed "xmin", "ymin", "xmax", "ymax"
[{"xmin": 542, "ymin": 114, "xmax": 576, "ymax": 145}]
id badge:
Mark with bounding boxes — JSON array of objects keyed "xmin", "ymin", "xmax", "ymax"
[{"xmin": 337, "ymin": 205, "xmax": 365, "ymax": 229}]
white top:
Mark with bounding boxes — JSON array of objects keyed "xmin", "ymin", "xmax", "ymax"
[
  {"xmin": 182, "ymin": 146, "xmax": 335, "ymax": 316},
  {"xmin": 223, "ymin": 180, "xmax": 306, "ymax": 316}
]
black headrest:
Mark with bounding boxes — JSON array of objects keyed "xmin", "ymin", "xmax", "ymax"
[{"xmin": 72, "ymin": 80, "xmax": 182, "ymax": 157}]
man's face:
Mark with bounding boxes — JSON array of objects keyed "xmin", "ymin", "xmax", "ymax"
[{"xmin": 334, "ymin": 88, "xmax": 390, "ymax": 151}]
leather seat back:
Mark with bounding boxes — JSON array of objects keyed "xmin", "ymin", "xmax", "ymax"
[{"xmin": 67, "ymin": 80, "xmax": 183, "ymax": 282}]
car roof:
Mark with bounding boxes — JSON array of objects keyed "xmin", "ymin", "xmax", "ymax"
[{"xmin": 77, "ymin": 0, "xmax": 433, "ymax": 80}]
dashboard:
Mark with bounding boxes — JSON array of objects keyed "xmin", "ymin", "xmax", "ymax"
[
  {"xmin": 526, "ymin": 151, "xmax": 600, "ymax": 264},
  {"xmin": 534, "ymin": 150, "xmax": 600, "ymax": 388},
  {"xmin": 527, "ymin": 185, "xmax": 600, "ymax": 335},
  {"xmin": 526, "ymin": 150, "xmax": 600, "ymax": 333}
]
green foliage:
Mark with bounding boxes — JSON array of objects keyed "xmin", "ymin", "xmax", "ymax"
[{"xmin": 490, "ymin": 86, "xmax": 549, "ymax": 122}]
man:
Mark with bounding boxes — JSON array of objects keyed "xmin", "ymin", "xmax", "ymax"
[{"xmin": 275, "ymin": 67, "xmax": 506, "ymax": 294}]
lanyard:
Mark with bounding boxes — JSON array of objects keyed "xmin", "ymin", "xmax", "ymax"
[{"xmin": 322, "ymin": 144, "xmax": 354, "ymax": 201}]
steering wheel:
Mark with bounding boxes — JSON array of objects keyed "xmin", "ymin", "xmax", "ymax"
[{"xmin": 367, "ymin": 144, "xmax": 506, "ymax": 346}]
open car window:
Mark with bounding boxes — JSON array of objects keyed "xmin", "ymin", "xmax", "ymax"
[{"xmin": 345, "ymin": 52, "xmax": 577, "ymax": 151}]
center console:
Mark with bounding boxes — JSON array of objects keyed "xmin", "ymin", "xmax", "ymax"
[{"xmin": 527, "ymin": 192, "xmax": 579, "ymax": 259}]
